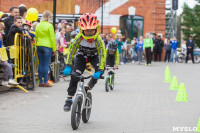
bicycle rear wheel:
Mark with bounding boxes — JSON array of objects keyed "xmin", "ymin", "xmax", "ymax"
[
  {"xmin": 82, "ymin": 92, "xmax": 92, "ymax": 123},
  {"xmin": 71, "ymin": 95, "xmax": 82, "ymax": 130},
  {"xmin": 105, "ymin": 77, "xmax": 110, "ymax": 92}
]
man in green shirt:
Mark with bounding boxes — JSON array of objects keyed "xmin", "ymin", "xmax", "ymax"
[{"xmin": 143, "ymin": 33, "xmax": 153, "ymax": 66}]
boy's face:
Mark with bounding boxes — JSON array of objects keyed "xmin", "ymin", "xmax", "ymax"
[
  {"xmin": 24, "ymin": 25, "xmax": 30, "ymax": 31},
  {"xmin": 14, "ymin": 19, "xmax": 22, "ymax": 28},
  {"xmin": 84, "ymin": 29, "xmax": 96, "ymax": 36}
]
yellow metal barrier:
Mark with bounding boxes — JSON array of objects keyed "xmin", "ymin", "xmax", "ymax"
[{"xmin": 14, "ymin": 33, "xmax": 38, "ymax": 92}]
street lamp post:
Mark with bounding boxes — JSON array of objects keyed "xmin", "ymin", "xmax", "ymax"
[
  {"xmin": 53, "ymin": 0, "xmax": 57, "ymax": 30},
  {"xmin": 101, "ymin": 0, "xmax": 103, "ymax": 34}
]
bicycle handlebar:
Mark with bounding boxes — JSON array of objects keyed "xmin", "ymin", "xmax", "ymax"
[{"xmin": 70, "ymin": 74, "xmax": 104, "ymax": 79}]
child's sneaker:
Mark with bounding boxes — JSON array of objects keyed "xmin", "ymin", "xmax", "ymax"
[
  {"xmin": 1, "ymin": 81, "xmax": 11, "ymax": 87},
  {"xmin": 8, "ymin": 79, "xmax": 19, "ymax": 85},
  {"xmin": 63, "ymin": 98, "xmax": 73, "ymax": 112},
  {"xmin": 132, "ymin": 61, "xmax": 135, "ymax": 63},
  {"xmin": 120, "ymin": 62, "xmax": 124, "ymax": 65}
]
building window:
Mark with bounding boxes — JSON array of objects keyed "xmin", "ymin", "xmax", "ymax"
[{"xmin": 120, "ymin": 15, "xmax": 144, "ymax": 43}]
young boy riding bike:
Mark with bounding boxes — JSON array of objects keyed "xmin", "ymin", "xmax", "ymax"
[
  {"xmin": 106, "ymin": 41, "xmax": 119, "ymax": 69},
  {"xmin": 62, "ymin": 13, "xmax": 106, "ymax": 112}
]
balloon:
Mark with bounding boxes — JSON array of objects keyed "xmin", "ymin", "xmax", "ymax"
[
  {"xmin": 111, "ymin": 27, "xmax": 117, "ymax": 34},
  {"xmin": 27, "ymin": 8, "xmax": 38, "ymax": 22},
  {"xmin": 0, "ymin": 11, "xmax": 4, "ymax": 18}
]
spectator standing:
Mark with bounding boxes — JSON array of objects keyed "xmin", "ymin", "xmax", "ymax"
[
  {"xmin": 143, "ymin": 33, "xmax": 153, "ymax": 66},
  {"xmin": 131, "ymin": 37, "xmax": 137, "ymax": 63},
  {"xmin": 121, "ymin": 34, "xmax": 127, "ymax": 62},
  {"xmin": 155, "ymin": 35, "xmax": 164, "ymax": 62},
  {"xmin": 65, "ymin": 25, "xmax": 71, "ymax": 46},
  {"xmin": 115, "ymin": 35, "xmax": 124, "ymax": 65},
  {"xmin": 137, "ymin": 36, "xmax": 144, "ymax": 64},
  {"xmin": 35, "ymin": 11, "xmax": 56, "ymax": 87},
  {"xmin": 152, "ymin": 33, "xmax": 158, "ymax": 61},
  {"xmin": 19, "ymin": 6, "xmax": 27, "ymax": 23},
  {"xmin": 186, "ymin": 36, "xmax": 195, "ymax": 63},
  {"xmin": 164, "ymin": 38, "xmax": 171, "ymax": 62},
  {"xmin": 170, "ymin": 37, "xmax": 179, "ymax": 63},
  {"xmin": 105, "ymin": 33, "xmax": 113, "ymax": 47},
  {"xmin": 4, "ymin": 7, "xmax": 19, "ymax": 45}
]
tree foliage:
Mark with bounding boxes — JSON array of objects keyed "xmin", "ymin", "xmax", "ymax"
[{"xmin": 181, "ymin": 1, "xmax": 200, "ymax": 47}]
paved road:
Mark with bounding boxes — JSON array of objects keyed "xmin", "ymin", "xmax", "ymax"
[{"xmin": 0, "ymin": 62, "xmax": 199, "ymax": 133}]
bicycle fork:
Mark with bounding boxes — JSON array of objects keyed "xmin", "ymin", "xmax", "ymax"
[{"xmin": 75, "ymin": 82, "xmax": 92, "ymax": 111}]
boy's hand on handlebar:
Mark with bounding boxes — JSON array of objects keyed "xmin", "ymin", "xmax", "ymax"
[{"xmin": 114, "ymin": 66, "xmax": 118, "ymax": 70}]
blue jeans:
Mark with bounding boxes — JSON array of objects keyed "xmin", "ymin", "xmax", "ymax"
[
  {"xmin": 132, "ymin": 48, "xmax": 139, "ymax": 61},
  {"xmin": 37, "ymin": 46, "xmax": 52, "ymax": 84},
  {"xmin": 171, "ymin": 49, "xmax": 177, "ymax": 62}
]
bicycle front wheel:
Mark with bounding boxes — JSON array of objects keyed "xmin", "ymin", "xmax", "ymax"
[
  {"xmin": 82, "ymin": 92, "xmax": 92, "ymax": 123},
  {"xmin": 71, "ymin": 95, "xmax": 82, "ymax": 130},
  {"xmin": 105, "ymin": 77, "xmax": 110, "ymax": 92},
  {"xmin": 110, "ymin": 74, "xmax": 114, "ymax": 90}
]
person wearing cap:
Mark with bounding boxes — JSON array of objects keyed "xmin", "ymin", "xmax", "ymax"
[{"xmin": 61, "ymin": 20, "xmax": 67, "ymax": 28}]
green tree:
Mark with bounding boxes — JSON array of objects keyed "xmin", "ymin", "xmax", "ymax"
[{"xmin": 181, "ymin": 2, "xmax": 200, "ymax": 47}]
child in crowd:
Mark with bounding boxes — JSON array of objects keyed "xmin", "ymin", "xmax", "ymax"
[
  {"xmin": 7, "ymin": 16, "xmax": 23, "ymax": 46},
  {"xmin": 23, "ymin": 20, "xmax": 35, "ymax": 40},
  {"xmin": 58, "ymin": 27, "xmax": 67, "ymax": 53},
  {"xmin": 136, "ymin": 36, "xmax": 144, "ymax": 64}
]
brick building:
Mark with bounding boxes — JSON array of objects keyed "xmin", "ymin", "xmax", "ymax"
[
  {"xmin": 76, "ymin": 0, "xmax": 166, "ymax": 41},
  {"xmin": 1, "ymin": 0, "xmax": 166, "ymax": 60},
  {"xmin": 1, "ymin": 0, "xmax": 166, "ymax": 39}
]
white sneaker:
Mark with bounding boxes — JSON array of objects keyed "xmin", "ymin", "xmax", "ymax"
[
  {"xmin": 132, "ymin": 61, "xmax": 135, "ymax": 63},
  {"xmin": 120, "ymin": 62, "xmax": 124, "ymax": 65},
  {"xmin": 8, "ymin": 79, "xmax": 19, "ymax": 85},
  {"xmin": 1, "ymin": 81, "xmax": 11, "ymax": 87}
]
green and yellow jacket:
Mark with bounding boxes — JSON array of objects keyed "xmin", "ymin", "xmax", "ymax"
[{"xmin": 66, "ymin": 33, "xmax": 106, "ymax": 71}]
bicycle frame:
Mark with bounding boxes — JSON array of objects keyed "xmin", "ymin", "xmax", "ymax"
[
  {"xmin": 74, "ymin": 79, "xmax": 92, "ymax": 111},
  {"xmin": 105, "ymin": 67, "xmax": 114, "ymax": 86}
]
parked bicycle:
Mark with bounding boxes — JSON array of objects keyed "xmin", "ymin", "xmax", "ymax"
[{"xmin": 177, "ymin": 48, "xmax": 200, "ymax": 63}]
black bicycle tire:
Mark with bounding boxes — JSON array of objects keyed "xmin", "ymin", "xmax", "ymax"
[
  {"xmin": 71, "ymin": 95, "xmax": 82, "ymax": 130},
  {"xmin": 105, "ymin": 77, "xmax": 109, "ymax": 92},
  {"xmin": 82, "ymin": 92, "xmax": 92, "ymax": 123},
  {"xmin": 110, "ymin": 75, "xmax": 114, "ymax": 90}
]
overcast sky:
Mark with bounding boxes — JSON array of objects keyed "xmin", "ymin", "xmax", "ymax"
[{"xmin": 177, "ymin": 0, "xmax": 198, "ymax": 15}]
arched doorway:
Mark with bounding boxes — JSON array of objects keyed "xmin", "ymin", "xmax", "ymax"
[{"xmin": 120, "ymin": 15, "xmax": 144, "ymax": 43}]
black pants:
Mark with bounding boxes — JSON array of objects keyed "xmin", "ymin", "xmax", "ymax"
[
  {"xmin": 165, "ymin": 50, "xmax": 171, "ymax": 62},
  {"xmin": 154, "ymin": 50, "xmax": 162, "ymax": 62},
  {"xmin": 186, "ymin": 49, "xmax": 194, "ymax": 63},
  {"xmin": 67, "ymin": 54, "xmax": 101, "ymax": 96},
  {"xmin": 106, "ymin": 55, "xmax": 115, "ymax": 67},
  {"xmin": 145, "ymin": 47, "xmax": 152, "ymax": 64}
]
